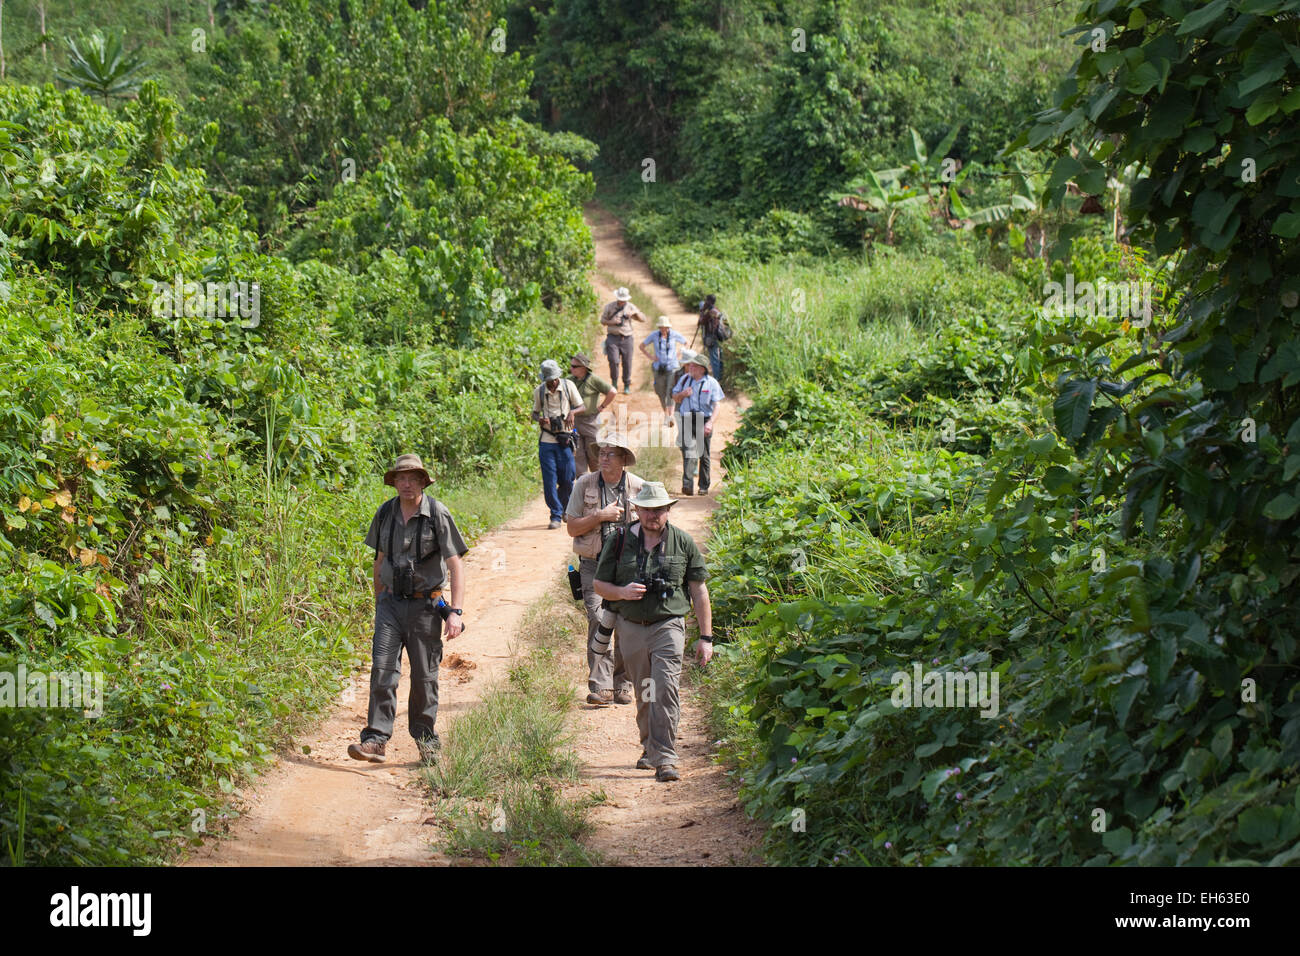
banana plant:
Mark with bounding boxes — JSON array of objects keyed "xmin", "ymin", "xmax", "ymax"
[
  {"xmin": 830, "ymin": 167, "xmax": 929, "ymax": 245},
  {"xmin": 56, "ymin": 32, "xmax": 149, "ymax": 104}
]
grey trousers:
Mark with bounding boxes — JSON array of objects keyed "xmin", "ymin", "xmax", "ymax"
[
  {"xmin": 652, "ymin": 366, "xmax": 677, "ymax": 411},
  {"xmin": 616, "ymin": 614, "xmax": 685, "ymax": 767},
  {"xmin": 362, "ymin": 592, "xmax": 443, "ymax": 744},
  {"xmin": 604, "ymin": 334, "xmax": 635, "ymax": 389},
  {"xmin": 573, "ymin": 413, "xmax": 601, "ymax": 476},
  {"xmin": 678, "ymin": 412, "xmax": 712, "ymax": 492},
  {"xmin": 581, "ymin": 557, "xmax": 631, "ymax": 695}
]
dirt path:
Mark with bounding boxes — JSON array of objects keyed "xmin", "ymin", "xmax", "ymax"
[
  {"xmin": 183, "ymin": 203, "xmax": 759, "ymax": 867},
  {"xmin": 572, "ymin": 203, "xmax": 762, "ymax": 865}
]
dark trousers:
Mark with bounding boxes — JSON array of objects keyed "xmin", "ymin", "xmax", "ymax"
[
  {"xmin": 362, "ymin": 592, "xmax": 443, "ymax": 744},
  {"xmin": 539, "ymin": 439, "xmax": 575, "ymax": 521},
  {"xmin": 706, "ymin": 342, "xmax": 723, "ymax": 382},
  {"xmin": 604, "ymin": 334, "xmax": 634, "ymax": 389},
  {"xmin": 573, "ymin": 413, "xmax": 601, "ymax": 476}
]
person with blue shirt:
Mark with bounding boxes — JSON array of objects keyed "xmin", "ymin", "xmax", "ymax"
[
  {"xmin": 672, "ymin": 350, "xmax": 725, "ymax": 496},
  {"xmin": 639, "ymin": 316, "xmax": 688, "ymax": 426}
]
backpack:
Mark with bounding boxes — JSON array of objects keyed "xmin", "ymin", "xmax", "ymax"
[{"xmin": 704, "ymin": 307, "xmax": 733, "ymax": 342}]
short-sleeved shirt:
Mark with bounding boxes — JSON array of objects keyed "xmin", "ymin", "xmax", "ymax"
[
  {"xmin": 601, "ymin": 300, "xmax": 641, "ymax": 337},
  {"xmin": 642, "ymin": 330, "xmax": 687, "ymax": 371},
  {"xmin": 569, "ymin": 370, "xmax": 613, "ymax": 417},
  {"xmin": 533, "ymin": 379, "xmax": 582, "ymax": 443},
  {"xmin": 565, "ymin": 469, "xmax": 644, "ymax": 559},
  {"xmin": 673, "ymin": 372, "xmax": 725, "ymax": 417},
  {"xmin": 365, "ymin": 494, "xmax": 468, "ymax": 592},
  {"xmin": 593, "ymin": 521, "xmax": 708, "ymax": 622}
]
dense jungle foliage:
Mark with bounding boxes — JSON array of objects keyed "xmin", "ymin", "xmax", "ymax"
[
  {"xmin": 574, "ymin": 0, "xmax": 1300, "ymax": 865},
  {"xmin": 0, "ymin": 0, "xmax": 591, "ymax": 864}
]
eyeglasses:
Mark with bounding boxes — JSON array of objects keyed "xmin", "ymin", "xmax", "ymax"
[
  {"xmin": 570, "ymin": 364, "xmax": 583, "ymax": 369},
  {"xmin": 597, "ymin": 449, "xmax": 622, "ymax": 459}
]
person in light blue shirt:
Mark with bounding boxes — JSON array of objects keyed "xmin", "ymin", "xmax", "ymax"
[
  {"xmin": 672, "ymin": 350, "xmax": 725, "ymax": 496},
  {"xmin": 640, "ymin": 316, "xmax": 688, "ymax": 423}
]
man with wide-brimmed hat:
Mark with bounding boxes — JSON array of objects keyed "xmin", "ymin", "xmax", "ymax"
[
  {"xmin": 592, "ymin": 481, "xmax": 714, "ymax": 782},
  {"xmin": 533, "ymin": 359, "xmax": 583, "ymax": 529},
  {"xmin": 672, "ymin": 350, "xmax": 726, "ymax": 496},
  {"xmin": 349, "ymin": 454, "xmax": 468, "ymax": 764},
  {"xmin": 566, "ymin": 351, "xmax": 617, "ymax": 476},
  {"xmin": 565, "ymin": 429, "xmax": 644, "ymax": 706},
  {"xmin": 599, "ymin": 286, "xmax": 646, "ymax": 394},
  {"xmin": 639, "ymin": 315, "xmax": 687, "ymax": 424}
]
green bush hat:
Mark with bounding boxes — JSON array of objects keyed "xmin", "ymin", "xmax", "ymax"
[
  {"xmin": 571, "ymin": 352, "xmax": 595, "ymax": 370},
  {"xmin": 681, "ymin": 350, "xmax": 709, "ymax": 370},
  {"xmin": 615, "ymin": 287, "xmax": 632, "ymax": 302},
  {"xmin": 540, "ymin": 359, "xmax": 563, "ymax": 382},
  {"xmin": 595, "ymin": 429, "xmax": 638, "ymax": 466},
  {"xmin": 384, "ymin": 453, "xmax": 432, "ymax": 487},
  {"xmin": 630, "ymin": 480, "xmax": 677, "ymax": 509},
  {"xmin": 656, "ymin": 315, "xmax": 672, "ymax": 328}
]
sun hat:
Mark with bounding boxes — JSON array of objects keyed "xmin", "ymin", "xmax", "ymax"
[
  {"xmin": 615, "ymin": 287, "xmax": 632, "ymax": 302},
  {"xmin": 540, "ymin": 359, "xmax": 562, "ymax": 382},
  {"xmin": 571, "ymin": 352, "xmax": 594, "ymax": 370},
  {"xmin": 681, "ymin": 350, "xmax": 709, "ymax": 370},
  {"xmin": 630, "ymin": 481, "xmax": 677, "ymax": 509},
  {"xmin": 384, "ymin": 453, "xmax": 432, "ymax": 487},
  {"xmin": 595, "ymin": 429, "xmax": 638, "ymax": 466},
  {"xmin": 656, "ymin": 316, "xmax": 672, "ymax": 328}
]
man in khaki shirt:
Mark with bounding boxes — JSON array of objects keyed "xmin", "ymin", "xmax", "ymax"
[
  {"xmin": 600, "ymin": 286, "xmax": 645, "ymax": 394},
  {"xmin": 565, "ymin": 431, "xmax": 643, "ymax": 706}
]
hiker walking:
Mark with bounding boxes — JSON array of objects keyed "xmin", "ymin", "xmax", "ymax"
[
  {"xmin": 600, "ymin": 286, "xmax": 645, "ymax": 394},
  {"xmin": 591, "ymin": 481, "xmax": 714, "ymax": 782},
  {"xmin": 349, "ymin": 454, "xmax": 468, "ymax": 764},
  {"xmin": 533, "ymin": 359, "xmax": 583, "ymax": 529},
  {"xmin": 672, "ymin": 350, "xmax": 725, "ymax": 497},
  {"xmin": 565, "ymin": 430, "xmax": 644, "ymax": 707},
  {"xmin": 696, "ymin": 293, "xmax": 732, "ymax": 383},
  {"xmin": 640, "ymin": 316, "xmax": 687, "ymax": 425},
  {"xmin": 567, "ymin": 352, "xmax": 617, "ymax": 476}
]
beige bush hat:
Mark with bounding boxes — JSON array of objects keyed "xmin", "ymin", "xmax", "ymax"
[
  {"xmin": 384, "ymin": 453, "xmax": 432, "ymax": 487},
  {"xmin": 630, "ymin": 481, "xmax": 677, "ymax": 509},
  {"xmin": 681, "ymin": 349, "xmax": 709, "ymax": 370},
  {"xmin": 595, "ymin": 429, "xmax": 638, "ymax": 466},
  {"xmin": 656, "ymin": 316, "xmax": 672, "ymax": 328},
  {"xmin": 615, "ymin": 287, "xmax": 632, "ymax": 302}
]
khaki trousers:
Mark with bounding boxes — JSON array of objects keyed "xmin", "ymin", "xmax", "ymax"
[
  {"xmin": 573, "ymin": 413, "xmax": 602, "ymax": 476},
  {"xmin": 615, "ymin": 614, "xmax": 685, "ymax": 767}
]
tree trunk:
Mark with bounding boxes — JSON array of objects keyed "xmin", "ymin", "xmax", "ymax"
[
  {"xmin": 39, "ymin": 1, "xmax": 47, "ymax": 64},
  {"xmin": 1, "ymin": 0, "xmax": 7, "ymax": 81}
]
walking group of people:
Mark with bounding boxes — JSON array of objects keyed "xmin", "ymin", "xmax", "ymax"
[{"xmin": 346, "ymin": 289, "xmax": 732, "ymax": 785}]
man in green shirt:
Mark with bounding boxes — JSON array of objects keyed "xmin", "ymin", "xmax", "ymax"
[
  {"xmin": 592, "ymin": 481, "xmax": 714, "ymax": 782},
  {"xmin": 567, "ymin": 352, "xmax": 617, "ymax": 476}
]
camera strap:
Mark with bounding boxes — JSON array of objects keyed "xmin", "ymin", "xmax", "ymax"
[{"xmin": 384, "ymin": 495, "xmax": 441, "ymax": 565}]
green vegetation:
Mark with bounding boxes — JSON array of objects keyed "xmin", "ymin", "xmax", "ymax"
[
  {"xmin": 1, "ymin": 2, "xmax": 595, "ymax": 865},
  {"xmin": 533, "ymin": 0, "xmax": 1300, "ymax": 866},
  {"xmin": 423, "ymin": 593, "xmax": 601, "ymax": 866}
]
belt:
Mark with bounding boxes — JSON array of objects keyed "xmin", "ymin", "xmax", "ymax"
[{"xmin": 383, "ymin": 587, "xmax": 443, "ymax": 601}]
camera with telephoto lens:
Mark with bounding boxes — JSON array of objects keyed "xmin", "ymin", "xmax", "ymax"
[
  {"xmin": 392, "ymin": 558, "xmax": 416, "ymax": 599},
  {"xmin": 548, "ymin": 415, "xmax": 575, "ymax": 449},
  {"xmin": 589, "ymin": 601, "xmax": 617, "ymax": 656}
]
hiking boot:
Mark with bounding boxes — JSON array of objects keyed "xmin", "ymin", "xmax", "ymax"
[
  {"xmin": 417, "ymin": 738, "xmax": 441, "ymax": 763},
  {"xmin": 614, "ymin": 687, "xmax": 633, "ymax": 705},
  {"xmin": 636, "ymin": 752, "xmax": 654, "ymax": 770},
  {"xmin": 347, "ymin": 739, "xmax": 386, "ymax": 763},
  {"xmin": 681, "ymin": 486, "xmax": 693, "ymax": 497},
  {"xmin": 698, "ymin": 486, "xmax": 710, "ymax": 495},
  {"xmin": 586, "ymin": 689, "xmax": 614, "ymax": 706},
  {"xmin": 548, "ymin": 518, "xmax": 562, "ymax": 529},
  {"xmin": 665, "ymin": 415, "xmax": 675, "ymax": 428},
  {"xmin": 622, "ymin": 385, "xmax": 631, "ymax": 394},
  {"xmin": 655, "ymin": 764, "xmax": 680, "ymax": 782}
]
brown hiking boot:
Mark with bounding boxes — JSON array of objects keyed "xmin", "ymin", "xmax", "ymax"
[
  {"xmin": 614, "ymin": 687, "xmax": 634, "ymax": 705},
  {"xmin": 655, "ymin": 764, "xmax": 680, "ymax": 782},
  {"xmin": 347, "ymin": 739, "xmax": 386, "ymax": 763},
  {"xmin": 636, "ymin": 752, "xmax": 654, "ymax": 770},
  {"xmin": 586, "ymin": 689, "xmax": 614, "ymax": 706}
]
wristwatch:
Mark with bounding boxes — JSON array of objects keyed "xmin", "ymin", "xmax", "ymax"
[
  {"xmin": 698, "ymin": 634, "xmax": 713, "ymax": 642},
  {"xmin": 449, "ymin": 608, "xmax": 463, "ymax": 616}
]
